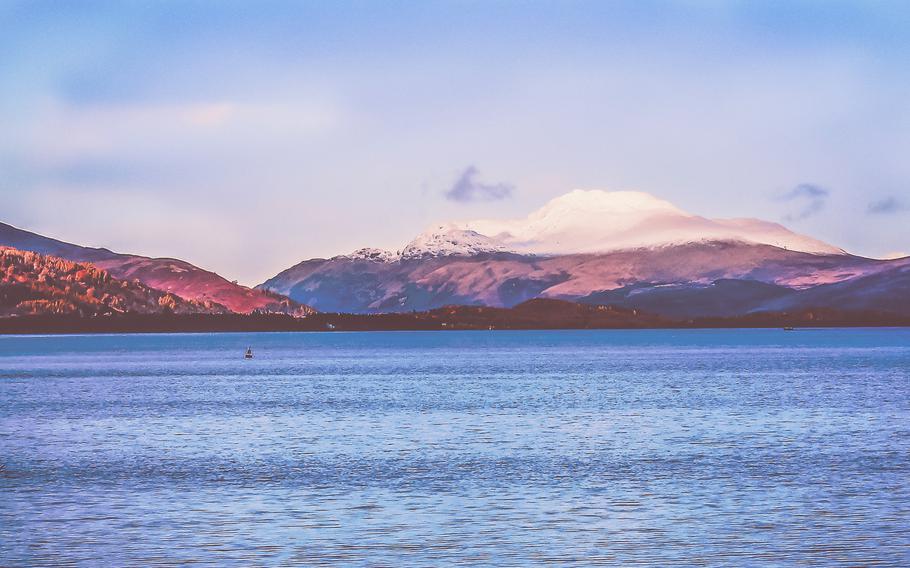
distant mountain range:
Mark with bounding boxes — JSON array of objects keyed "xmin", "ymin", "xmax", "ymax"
[
  {"xmin": 258, "ymin": 190, "xmax": 909, "ymax": 317},
  {"xmin": 0, "ymin": 222, "xmax": 313, "ymax": 316},
  {"xmin": 2, "ymin": 189, "xmax": 907, "ymax": 321}
]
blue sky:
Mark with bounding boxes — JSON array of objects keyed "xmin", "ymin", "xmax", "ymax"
[{"xmin": 1, "ymin": 1, "xmax": 909, "ymax": 283}]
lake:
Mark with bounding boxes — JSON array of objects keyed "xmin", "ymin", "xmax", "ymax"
[{"xmin": 1, "ymin": 329, "xmax": 908, "ymax": 566}]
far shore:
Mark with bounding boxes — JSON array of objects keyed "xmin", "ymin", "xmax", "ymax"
[{"xmin": 2, "ymin": 303, "xmax": 908, "ymax": 334}]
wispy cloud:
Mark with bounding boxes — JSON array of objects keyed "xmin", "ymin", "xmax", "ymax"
[
  {"xmin": 867, "ymin": 196, "xmax": 907, "ymax": 215},
  {"xmin": 445, "ymin": 166, "xmax": 514, "ymax": 203},
  {"xmin": 780, "ymin": 183, "xmax": 829, "ymax": 221}
]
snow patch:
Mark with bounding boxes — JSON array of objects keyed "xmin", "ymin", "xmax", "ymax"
[
  {"xmin": 331, "ymin": 189, "xmax": 844, "ymax": 263},
  {"xmin": 456, "ymin": 189, "xmax": 842, "ymax": 256},
  {"xmin": 334, "ymin": 248, "xmax": 399, "ymax": 262},
  {"xmin": 399, "ymin": 225, "xmax": 509, "ymax": 259}
]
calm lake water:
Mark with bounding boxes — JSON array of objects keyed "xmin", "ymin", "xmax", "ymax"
[{"xmin": 1, "ymin": 329, "xmax": 909, "ymax": 566}]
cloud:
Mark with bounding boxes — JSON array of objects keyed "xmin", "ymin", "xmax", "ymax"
[
  {"xmin": 445, "ymin": 166, "xmax": 514, "ymax": 203},
  {"xmin": 867, "ymin": 196, "xmax": 907, "ymax": 215},
  {"xmin": 780, "ymin": 183, "xmax": 829, "ymax": 221}
]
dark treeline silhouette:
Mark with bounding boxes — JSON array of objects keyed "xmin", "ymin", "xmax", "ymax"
[{"xmin": 1, "ymin": 299, "xmax": 908, "ymax": 334}]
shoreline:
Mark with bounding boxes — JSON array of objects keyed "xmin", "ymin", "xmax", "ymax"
[{"xmin": 1, "ymin": 310, "xmax": 908, "ymax": 335}]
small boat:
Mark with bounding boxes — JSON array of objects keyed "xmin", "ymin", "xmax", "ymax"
[
  {"xmin": 783, "ymin": 326, "xmax": 795, "ymax": 331},
  {"xmin": 245, "ymin": 347, "xmax": 254, "ymax": 359}
]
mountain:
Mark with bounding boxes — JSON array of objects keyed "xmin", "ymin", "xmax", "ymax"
[
  {"xmin": 0, "ymin": 222, "xmax": 313, "ymax": 316},
  {"xmin": 399, "ymin": 228, "xmax": 507, "ymax": 259},
  {"xmin": 458, "ymin": 190, "xmax": 843, "ymax": 256},
  {"xmin": 0, "ymin": 221, "xmax": 123, "ymax": 263},
  {"xmin": 576, "ymin": 279, "xmax": 799, "ymax": 319},
  {"xmin": 6, "ymin": 189, "xmax": 902, "ymax": 320},
  {"xmin": 760, "ymin": 260, "xmax": 910, "ymax": 316},
  {"xmin": 259, "ymin": 190, "xmax": 906, "ymax": 317},
  {"xmin": 0, "ymin": 247, "xmax": 224, "ymax": 317}
]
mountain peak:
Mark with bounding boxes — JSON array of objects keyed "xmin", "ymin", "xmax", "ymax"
[
  {"xmin": 400, "ymin": 225, "xmax": 507, "ymax": 259},
  {"xmin": 321, "ymin": 189, "xmax": 842, "ymax": 265},
  {"xmin": 459, "ymin": 189, "xmax": 842, "ymax": 256},
  {"xmin": 538, "ymin": 189, "xmax": 685, "ymax": 217},
  {"xmin": 333, "ymin": 248, "xmax": 399, "ymax": 262}
]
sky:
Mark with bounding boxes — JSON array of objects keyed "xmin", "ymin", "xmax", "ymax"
[{"xmin": 1, "ymin": 0, "xmax": 909, "ymax": 285}]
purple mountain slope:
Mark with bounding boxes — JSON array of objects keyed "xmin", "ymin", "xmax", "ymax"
[{"xmin": 259, "ymin": 191, "xmax": 908, "ymax": 316}]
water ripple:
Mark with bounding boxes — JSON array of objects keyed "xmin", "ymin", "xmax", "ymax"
[{"xmin": 1, "ymin": 329, "xmax": 909, "ymax": 566}]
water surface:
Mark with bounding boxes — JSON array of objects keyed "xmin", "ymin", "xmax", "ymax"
[{"xmin": 1, "ymin": 329, "xmax": 908, "ymax": 566}]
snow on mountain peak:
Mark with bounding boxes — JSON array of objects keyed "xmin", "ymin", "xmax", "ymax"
[
  {"xmin": 536, "ymin": 189, "xmax": 684, "ymax": 217},
  {"xmin": 333, "ymin": 248, "xmax": 399, "ymax": 262},
  {"xmin": 331, "ymin": 189, "xmax": 842, "ymax": 263},
  {"xmin": 458, "ymin": 189, "xmax": 842, "ymax": 256},
  {"xmin": 399, "ymin": 225, "xmax": 508, "ymax": 259}
]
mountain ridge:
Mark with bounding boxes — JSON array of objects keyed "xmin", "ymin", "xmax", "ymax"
[
  {"xmin": 258, "ymin": 241, "xmax": 894, "ymax": 314},
  {"xmin": 3, "ymin": 189, "xmax": 905, "ymax": 320},
  {"xmin": 0, "ymin": 246, "xmax": 226, "ymax": 317},
  {"xmin": 0, "ymin": 221, "xmax": 313, "ymax": 315},
  {"xmin": 257, "ymin": 190, "xmax": 903, "ymax": 316},
  {"xmin": 281, "ymin": 190, "xmax": 846, "ymax": 264}
]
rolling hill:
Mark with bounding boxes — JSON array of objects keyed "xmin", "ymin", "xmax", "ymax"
[
  {"xmin": 0, "ymin": 222, "xmax": 313, "ymax": 315},
  {"xmin": 0, "ymin": 246, "xmax": 224, "ymax": 317}
]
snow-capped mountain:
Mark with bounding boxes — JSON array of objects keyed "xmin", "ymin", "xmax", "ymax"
[
  {"xmin": 319, "ymin": 190, "xmax": 843, "ymax": 263},
  {"xmin": 399, "ymin": 226, "xmax": 508, "ymax": 259},
  {"xmin": 332, "ymin": 248, "xmax": 400, "ymax": 263},
  {"xmin": 258, "ymin": 189, "xmax": 906, "ymax": 315},
  {"xmin": 5, "ymin": 187, "xmax": 902, "ymax": 320},
  {"xmin": 459, "ymin": 190, "xmax": 842, "ymax": 255}
]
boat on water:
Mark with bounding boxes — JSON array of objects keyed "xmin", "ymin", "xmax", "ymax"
[
  {"xmin": 783, "ymin": 326, "xmax": 795, "ymax": 331},
  {"xmin": 245, "ymin": 347, "xmax": 254, "ymax": 359}
]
